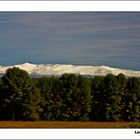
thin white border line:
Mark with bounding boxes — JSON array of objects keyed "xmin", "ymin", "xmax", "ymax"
[{"xmin": 0, "ymin": 1, "xmax": 140, "ymax": 11}]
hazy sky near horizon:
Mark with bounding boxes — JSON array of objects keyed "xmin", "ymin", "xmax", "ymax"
[{"xmin": 0, "ymin": 12, "xmax": 140, "ymax": 70}]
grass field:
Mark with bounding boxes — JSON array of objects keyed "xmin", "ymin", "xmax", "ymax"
[{"xmin": 0, "ymin": 121, "xmax": 140, "ymax": 128}]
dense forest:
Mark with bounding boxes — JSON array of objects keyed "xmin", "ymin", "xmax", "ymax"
[{"xmin": 0, "ymin": 67, "xmax": 140, "ymax": 122}]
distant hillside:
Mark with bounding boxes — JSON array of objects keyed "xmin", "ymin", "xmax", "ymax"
[{"xmin": 0, "ymin": 63, "xmax": 140, "ymax": 77}]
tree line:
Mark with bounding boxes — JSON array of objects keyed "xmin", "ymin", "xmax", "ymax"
[{"xmin": 0, "ymin": 67, "xmax": 140, "ymax": 121}]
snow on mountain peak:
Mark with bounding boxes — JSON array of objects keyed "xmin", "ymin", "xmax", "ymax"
[
  {"xmin": 13, "ymin": 63, "xmax": 37, "ymax": 73},
  {"xmin": 0, "ymin": 63, "xmax": 140, "ymax": 77}
]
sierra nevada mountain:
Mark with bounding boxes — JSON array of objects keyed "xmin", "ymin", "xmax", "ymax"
[{"xmin": 0, "ymin": 63, "xmax": 140, "ymax": 77}]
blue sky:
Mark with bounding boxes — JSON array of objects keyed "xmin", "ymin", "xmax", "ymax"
[{"xmin": 0, "ymin": 12, "xmax": 140, "ymax": 70}]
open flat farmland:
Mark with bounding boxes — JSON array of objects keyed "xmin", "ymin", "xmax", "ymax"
[{"xmin": 0, "ymin": 121, "xmax": 140, "ymax": 128}]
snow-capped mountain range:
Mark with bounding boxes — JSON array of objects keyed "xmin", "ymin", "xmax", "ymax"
[{"xmin": 0, "ymin": 63, "xmax": 140, "ymax": 77}]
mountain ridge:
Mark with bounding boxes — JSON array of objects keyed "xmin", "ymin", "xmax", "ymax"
[{"xmin": 0, "ymin": 63, "xmax": 140, "ymax": 77}]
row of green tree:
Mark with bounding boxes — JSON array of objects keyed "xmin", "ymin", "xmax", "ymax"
[{"xmin": 0, "ymin": 67, "xmax": 140, "ymax": 121}]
